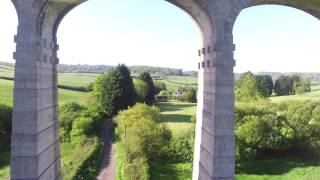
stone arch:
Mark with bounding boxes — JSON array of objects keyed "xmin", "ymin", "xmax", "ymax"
[
  {"xmin": 226, "ymin": 0, "xmax": 320, "ymax": 33},
  {"xmin": 249, "ymin": 0, "xmax": 320, "ymax": 20}
]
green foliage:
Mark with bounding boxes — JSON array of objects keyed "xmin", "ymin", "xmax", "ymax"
[
  {"xmin": 93, "ymin": 64, "xmax": 136, "ymax": 116},
  {"xmin": 59, "ymin": 102, "xmax": 86, "ymax": 142},
  {"xmin": 154, "ymin": 81, "xmax": 167, "ymax": 94},
  {"xmin": 182, "ymin": 88, "xmax": 197, "ymax": 103},
  {"xmin": 292, "ymin": 75, "xmax": 311, "ymax": 95},
  {"xmin": 236, "ymin": 101, "xmax": 320, "ymax": 161},
  {"xmin": 71, "ymin": 137, "xmax": 103, "ymax": 180},
  {"xmin": 71, "ymin": 117, "xmax": 94, "ymax": 143},
  {"xmin": 137, "ymin": 72, "xmax": 156, "ymax": 105},
  {"xmin": 115, "ymin": 103, "xmax": 170, "ymax": 179},
  {"xmin": 235, "ymin": 72, "xmax": 262, "ymax": 102},
  {"xmin": 161, "ymin": 126, "xmax": 195, "ymax": 162},
  {"xmin": 256, "ymin": 75, "xmax": 274, "ymax": 97},
  {"xmin": 0, "ymin": 104, "xmax": 12, "ymax": 135},
  {"xmin": 133, "ymin": 79, "xmax": 149, "ymax": 103},
  {"xmin": 274, "ymin": 75, "xmax": 295, "ymax": 96},
  {"xmin": 124, "ymin": 157, "xmax": 149, "ymax": 180}
]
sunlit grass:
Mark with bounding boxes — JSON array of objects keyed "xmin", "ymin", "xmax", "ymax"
[{"xmin": 156, "ymin": 102, "xmax": 196, "ymax": 136}]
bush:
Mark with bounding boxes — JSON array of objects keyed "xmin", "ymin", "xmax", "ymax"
[
  {"xmin": 59, "ymin": 102, "xmax": 86, "ymax": 142},
  {"xmin": 161, "ymin": 126, "xmax": 195, "ymax": 162},
  {"xmin": 124, "ymin": 157, "xmax": 149, "ymax": 180},
  {"xmin": 71, "ymin": 117, "xmax": 94, "ymax": 144},
  {"xmin": 235, "ymin": 100, "xmax": 320, "ymax": 161},
  {"xmin": 182, "ymin": 88, "xmax": 197, "ymax": 103},
  {"xmin": 0, "ymin": 104, "xmax": 12, "ymax": 136},
  {"xmin": 72, "ymin": 137, "xmax": 103, "ymax": 180},
  {"xmin": 115, "ymin": 103, "xmax": 170, "ymax": 179}
]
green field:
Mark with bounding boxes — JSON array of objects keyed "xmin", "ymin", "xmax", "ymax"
[
  {"xmin": 165, "ymin": 76, "xmax": 197, "ymax": 85},
  {"xmin": 270, "ymin": 87, "xmax": 320, "ymax": 102},
  {"xmin": 157, "ymin": 102, "xmax": 196, "ymax": 135},
  {"xmin": 58, "ymin": 73, "xmax": 99, "ymax": 88},
  {"xmin": 0, "ymin": 65, "xmax": 98, "ymax": 88},
  {"xmin": 0, "ymin": 79, "xmax": 90, "ymax": 106}
]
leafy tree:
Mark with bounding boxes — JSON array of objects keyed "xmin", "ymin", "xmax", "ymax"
[
  {"xmin": 292, "ymin": 75, "xmax": 311, "ymax": 94},
  {"xmin": 274, "ymin": 75, "xmax": 294, "ymax": 96},
  {"xmin": 133, "ymin": 79, "xmax": 149, "ymax": 103},
  {"xmin": 235, "ymin": 72, "xmax": 262, "ymax": 102},
  {"xmin": 256, "ymin": 75, "xmax": 274, "ymax": 97},
  {"xmin": 183, "ymin": 88, "xmax": 197, "ymax": 103},
  {"xmin": 154, "ymin": 81, "xmax": 166, "ymax": 95},
  {"xmin": 137, "ymin": 72, "xmax": 156, "ymax": 105},
  {"xmin": 93, "ymin": 64, "xmax": 136, "ymax": 116}
]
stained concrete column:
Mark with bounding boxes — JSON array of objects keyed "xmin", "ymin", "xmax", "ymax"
[
  {"xmin": 11, "ymin": 2, "xmax": 61, "ymax": 180},
  {"xmin": 193, "ymin": 22, "xmax": 236, "ymax": 179}
]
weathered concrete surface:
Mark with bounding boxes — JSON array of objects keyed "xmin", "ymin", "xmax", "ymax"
[{"xmin": 10, "ymin": 0, "xmax": 320, "ymax": 180}]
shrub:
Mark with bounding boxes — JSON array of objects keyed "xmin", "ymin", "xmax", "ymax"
[
  {"xmin": 235, "ymin": 100, "xmax": 320, "ymax": 160},
  {"xmin": 162, "ymin": 126, "xmax": 195, "ymax": 162},
  {"xmin": 72, "ymin": 137, "xmax": 103, "ymax": 180},
  {"xmin": 124, "ymin": 157, "xmax": 149, "ymax": 180},
  {"xmin": 59, "ymin": 102, "xmax": 86, "ymax": 142},
  {"xmin": 71, "ymin": 117, "xmax": 94, "ymax": 143},
  {"xmin": 182, "ymin": 88, "xmax": 197, "ymax": 103},
  {"xmin": 115, "ymin": 103, "xmax": 170, "ymax": 179}
]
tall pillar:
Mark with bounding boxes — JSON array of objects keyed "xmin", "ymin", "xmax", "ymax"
[
  {"xmin": 11, "ymin": 2, "xmax": 61, "ymax": 180},
  {"xmin": 193, "ymin": 20, "xmax": 236, "ymax": 179}
]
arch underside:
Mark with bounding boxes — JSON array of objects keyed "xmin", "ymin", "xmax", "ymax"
[{"xmin": 250, "ymin": 0, "xmax": 320, "ymax": 19}]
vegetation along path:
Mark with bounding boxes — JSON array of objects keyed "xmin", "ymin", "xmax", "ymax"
[{"xmin": 97, "ymin": 120, "xmax": 116, "ymax": 180}]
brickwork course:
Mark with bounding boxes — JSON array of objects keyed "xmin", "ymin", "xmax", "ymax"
[{"xmin": 10, "ymin": 0, "xmax": 320, "ymax": 179}]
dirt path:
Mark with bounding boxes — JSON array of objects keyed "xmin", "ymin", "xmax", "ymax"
[{"xmin": 97, "ymin": 121, "xmax": 116, "ymax": 180}]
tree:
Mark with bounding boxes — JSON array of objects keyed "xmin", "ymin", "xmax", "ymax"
[
  {"xmin": 274, "ymin": 75, "xmax": 293, "ymax": 96},
  {"xmin": 256, "ymin": 75, "xmax": 274, "ymax": 97},
  {"xmin": 154, "ymin": 81, "xmax": 166, "ymax": 95},
  {"xmin": 183, "ymin": 87, "xmax": 197, "ymax": 103},
  {"xmin": 292, "ymin": 75, "xmax": 311, "ymax": 95},
  {"xmin": 137, "ymin": 72, "xmax": 156, "ymax": 105},
  {"xmin": 133, "ymin": 79, "xmax": 149, "ymax": 103},
  {"xmin": 93, "ymin": 64, "xmax": 136, "ymax": 116},
  {"xmin": 235, "ymin": 72, "xmax": 262, "ymax": 102}
]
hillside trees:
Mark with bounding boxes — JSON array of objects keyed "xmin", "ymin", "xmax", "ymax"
[
  {"xmin": 137, "ymin": 72, "xmax": 156, "ymax": 105},
  {"xmin": 274, "ymin": 75, "xmax": 311, "ymax": 96},
  {"xmin": 93, "ymin": 64, "xmax": 136, "ymax": 116},
  {"xmin": 256, "ymin": 75, "xmax": 274, "ymax": 97},
  {"xmin": 235, "ymin": 72, "xmax": 262, "ymax": 102}
]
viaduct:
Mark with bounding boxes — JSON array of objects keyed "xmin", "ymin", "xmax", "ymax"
[{"xmin": 9, "ymin": 0, "xmax": 320, "ymax": 179}]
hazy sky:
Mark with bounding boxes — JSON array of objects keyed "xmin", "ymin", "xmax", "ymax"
[{"xmin": 0, "ymin": 0, "xmax": 319, "ymax": 72}]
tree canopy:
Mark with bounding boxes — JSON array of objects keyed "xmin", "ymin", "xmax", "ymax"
[{"xmin": 93, "ymin": 64, "xmax": 136, "ymax": 116}]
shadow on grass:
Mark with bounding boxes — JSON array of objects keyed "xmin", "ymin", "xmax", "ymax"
[
  {"xmin": 160, "ymin": 114, "xmax": 192, "ymax": 123},
  {"xmin": 156, "ymin": 103, "xmax": 195, "ymax": 113},
  {"xmin": 237, "ymin": 157, "xmax": 320, "ymax": 175}
]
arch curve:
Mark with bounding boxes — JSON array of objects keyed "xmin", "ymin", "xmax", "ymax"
[{"xmin": 248, "ymin": 0, "xmax": 320, "ymax": 20}]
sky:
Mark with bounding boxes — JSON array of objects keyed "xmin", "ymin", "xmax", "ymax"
[{"xmin": 0, "ymin": 0, "xmax": 319, "ymax": 72}]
